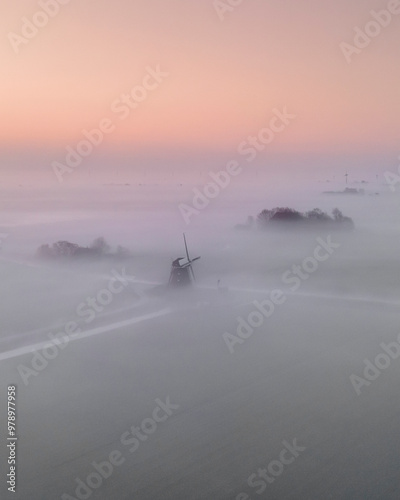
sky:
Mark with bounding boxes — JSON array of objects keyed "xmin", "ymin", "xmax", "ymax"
[{"xmin": 1, "ymin": 0, "xmax": 399, "ymax": 185}]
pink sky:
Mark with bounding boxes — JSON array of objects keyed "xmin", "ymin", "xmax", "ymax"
[{"xmin": 1, "ymin": 0, "xmax": 399, "ymax": 183}]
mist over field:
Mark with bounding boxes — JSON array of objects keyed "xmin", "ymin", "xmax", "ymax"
[
  {"xmin": 1, "ymin": 181, "xmax": 400, "ymax": 499},
  {"xmin": 2, "ymin": 0, "xmax": 400, "ymax": 497}
]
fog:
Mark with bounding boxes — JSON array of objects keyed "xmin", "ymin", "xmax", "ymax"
[{"xmin": 1, "ymin": 182, "xmax": 400, "ymax": 499}]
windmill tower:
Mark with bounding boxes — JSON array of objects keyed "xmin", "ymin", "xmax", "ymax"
[{"xmin": 168, "ymin": 234, "xmax": 200, "ymax": 288}]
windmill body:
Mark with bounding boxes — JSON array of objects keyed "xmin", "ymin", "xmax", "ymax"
[
  {"xmin": 168, "ymin": 234, "xmax": 200, "ymax": 288},
  {"xmin": 168, "ymin": 258, "xmax": 193, "ymax": 287}
]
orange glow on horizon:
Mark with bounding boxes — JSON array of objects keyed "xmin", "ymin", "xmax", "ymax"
[{"xmin": 1, "ymin": 0, "xmax": 399, "ymax": 160}]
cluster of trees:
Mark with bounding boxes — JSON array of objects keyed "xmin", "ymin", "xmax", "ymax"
[
  {"xmin": 323, "ymin": 187, "xmax": 365, "ymax": 195},
  {"xmin": 37, "ymin": 237, "xmax": 131, "ymax": 259},
  {"xmin": 256, "ymin": 207, "xmax": 354, "ymax": 230}
]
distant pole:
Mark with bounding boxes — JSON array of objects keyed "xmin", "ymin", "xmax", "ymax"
[{"xmin": 345, "ymin": 172, "xmax": 348, "ymax": 185}]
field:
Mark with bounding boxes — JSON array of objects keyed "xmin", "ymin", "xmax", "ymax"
[{"xmin": 1, "ymin": 185, "xmax": 399, "ymax": 499}]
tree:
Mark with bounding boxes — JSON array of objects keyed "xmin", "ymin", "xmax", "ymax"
[
  {"xmin": 269, "ymin": 207, "xmax": 304, "ymax": 222},
  {"xmin": 332, "ymin": 208, "xmax": 344, "ymax": 221},
  {"xmin": 257, "ymin": 209, "xmax": 274, "ymax": 228},
  {"xmin": 52, "ymin": 241, "xmax": 79, "ymax": 257},
  {"xmin": 332, "ymin": 208, "xmax": 354, "ymax": 230},
  {"xmin": 255, "ymin": 206, "xmax": 354, "ymax": 231},
  {"xmin": 306, "ymin": 208, "xmax": 331, "ymax": 221},
  {"xmin": 90, "ymin": 237, "xmax": 110, "ymax": 255}
]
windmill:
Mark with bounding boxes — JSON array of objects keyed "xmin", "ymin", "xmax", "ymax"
[{"xmin": 168, "ymin": 234, "xmax": 201, "ymax": 288}]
